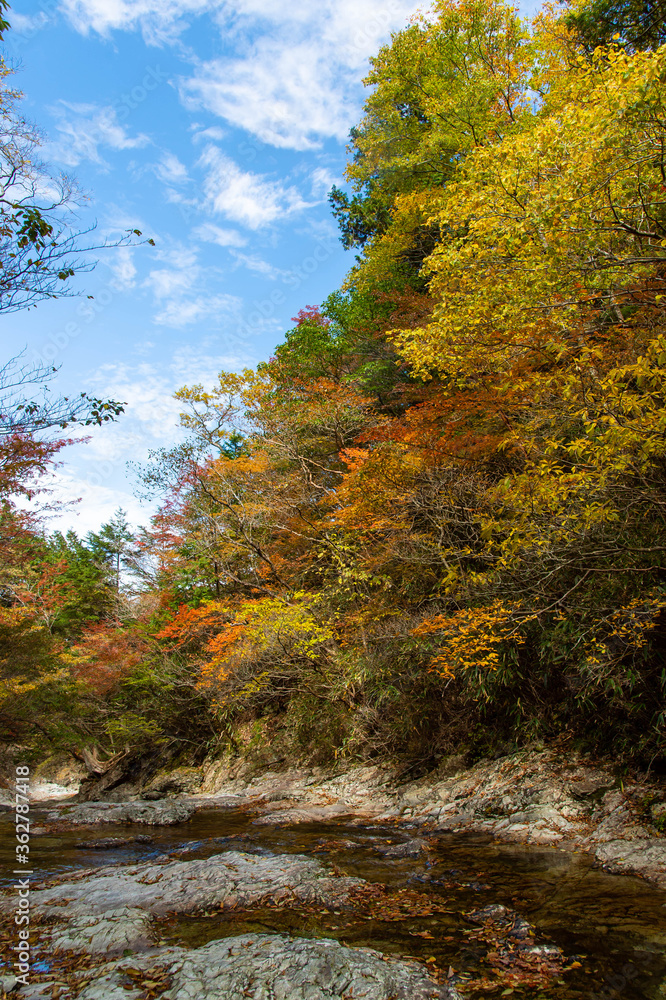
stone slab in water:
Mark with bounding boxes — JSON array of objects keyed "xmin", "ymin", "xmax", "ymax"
[
  {"xmin": 45, "ymin": 800, "xmax": 195, "ymax": 826},
  {"xmin": 28, "ymin": 850, "xmax": 362, "ymax": 921},
  {"xmin": 73, "ymin": 934, "xmax": 454, "ymax": 1000}
]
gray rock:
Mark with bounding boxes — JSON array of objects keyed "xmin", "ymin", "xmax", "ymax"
[
  {"xmin": 9, "ymin": 851, "xmax": 364, "ymax": 954},
  {"xmin": 651, "ymin": 801, "xmax": 666, "ymax": 823},
  {"xmin": 569, "ymin": 777, "xmax": 614, "ymax": 799},
  {"xmin": 74, "ymin": 934, "xmax": 452, "ymax": 1000},
  {"xmin": 143, "ymin": 766, "xmax": 203, "ymax": 796},
  {"xmin": 594, "ymin": 839, "xmax": 666, "ymax": 886},
  {"xmin": 377, "ymin": 837, "xmax": 428, "ymax": 858},
  {"xmin": 0, "ymin": 973, "xmax": 17, "ymax": 994},
  {"xmin": 77, "ymin": 835, "xmax": 153, "ymax": 849},
  {"xmin": 48, "ymin": 906, "xmax": 154, "ymax": 955},
  {"xmin": 47, "ymin": 799, "xmax": 195, "ymax": 826}
]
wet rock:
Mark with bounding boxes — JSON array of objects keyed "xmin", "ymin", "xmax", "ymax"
[
  {"xmin": 77, "ymin": 834, "xmax": 154, "ymax": 849},
  {"xmin": 9, "ymin": 851, "xmax": 364, "ymax": 954},
  {"xmin": 90, "ymin": 748, "xmax": 666, "ymax": 888},
  {"xmin": 464, "ymin": 902, "xmax": 566, "ymax": 983},
  {"xmin": 522, "ymin": 943, "xmax": 564, "ymax": 958},
  {"xmin": 48, "ymin": 906, "xmax": 155, "ymax": 955},
  {"xmin": 46, "ymin": 799, "xmax": 195, "ymax": 827},
  {"xmin": 73, "ymin": 934, "xmax": 453, "ymax": 1000},
  {"xmin": 313, "ymin": 837, "xmax": 360, "ymax": 852},
  {"xmin": 466, "ymin": 903, "xmax": 533, "ymax": 940},
  {"xmin": 376, "ymin": 837, "xmax": 428, "ymax": 859},
  {"xmin": 253, "ymin": 803, "xmax": 356, "ymax": 826},
  {"xmin": 594, "ymin": 839, "xmax": 666, "ymax": 882}
]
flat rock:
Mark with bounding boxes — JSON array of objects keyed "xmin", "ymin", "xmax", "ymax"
[
  {"xmin": 77, "ymin": 835, "xmax": 153, "ymax": 849},
  {"xmin": 73, "ymin": 934, "xmax": 453, "ymax": 1000},
  {"xmin": 46, "ymin": 800, "xmax": 195, "ymax": 826},
  {"xmin": 48, "ymin": 906, "xmax": 155, "ymax": 954},
  {"xmin": 595, "ymin": 839, "xmax": 666, "ymax": 881},
  {"xmin": 376, "ymin": 837, "xmax": 428, "ymax": 858},
  {"xmin": 6, "ymin": 851, "xmax": 364, "ymax": 955}
]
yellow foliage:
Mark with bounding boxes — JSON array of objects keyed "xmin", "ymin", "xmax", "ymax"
[{"xmin": 412, "ymin": 601, "xmax": 527, "ymax": 678}]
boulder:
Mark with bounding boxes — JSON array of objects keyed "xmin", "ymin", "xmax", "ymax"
[{"xmin": 74, "ymin": 934, "xmax": 454, "ymax": 1000}]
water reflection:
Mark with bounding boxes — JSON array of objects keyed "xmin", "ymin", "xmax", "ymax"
[{"xmin": 1, "ymin": 805, "xmax": 664, "ymax": 998}]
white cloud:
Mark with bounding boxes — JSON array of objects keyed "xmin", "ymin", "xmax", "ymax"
[
  {"xmin": 145, "ymin": 262, "xmax": 196, "ymax": 302},
  {"xmin": 192, "ymin": 222, "xmax": 247, "ymax": 248},
  {"xmin": 35, "ymin": 471, "xmax": 153, "ymax": 536},
  {"xmin": 182, "ymin": 42, "xmax": 354, "ymax": 151},
  {"xmin": 230, "ymin": 251, "xmax": 283, "ymax": 279},
  {"xmin": 10, "ymin": 11, "xmax": 50, "ymax": 34},
  {"xmin": 192, "ymin": 125, "xmax": 226, "ymax": 143},
  {"xmin": 61, "ymin": 0, "xmax": 424, "ymax": 150},
  {"xmin": 25, "ymin": 344, "xmax": 265, "ymax": 535},
  {"xmin": 311, "ymin": 166, "xmax": 338, "ymax": 198},
  {"xmin": 142, "ymin": 243, "xmax": 242, "ymax": 327},
  {"xmin": 48, "ymin": 101, "xmax": 149, "ymax": 169},
  {"xmin": 198, "ymin": 146, "xmax": 309, "ymax": 229},
  {"xmin": 154, "ymin": 292, "xmax": 240, "ymax": 327},
  {"xmin": 58, "ymin": 0, "xmax": 217, "ymax": 44},
  {"xmin": 180, "ymin": 0, "xmax": 425, "ymax": 150},
  {"xmin": 155, "ymin": 151, "xmax": 189, "ymax": 185},
  {"xmin": 108, "ymin": 246, "xmax": 137, "ymax": 290}
]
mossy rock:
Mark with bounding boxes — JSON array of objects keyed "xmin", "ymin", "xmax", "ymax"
[{"xmin": 145, "ymin": 766, "xmax": 203, "ymax": 795}]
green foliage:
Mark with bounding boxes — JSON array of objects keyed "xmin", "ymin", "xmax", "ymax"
[
  {"xmin": 86, "ymin": 508, "xmax": 136, "ymax": 593},
  {"xmin": 564, "ymin": 0, "xmax": 666, "ymax": 52},
  {"xmin": 6, "ymin": 0, "xmax": 666, "ymax": 774},
  {"xmin": 328, "ymin": 182, "xmax": 393, "ymax": 250},
  {"xmin": 44, "ymin": 531, "xmax": 114, "ymax": 635}
]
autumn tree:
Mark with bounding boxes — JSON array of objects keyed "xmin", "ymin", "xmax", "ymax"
[{"xmin": 564, "ymin": 0, "xmax": 666, "ymax": 52}]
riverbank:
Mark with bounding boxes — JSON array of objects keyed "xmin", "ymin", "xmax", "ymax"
[
  {"xmin": 2, "ymin": 749, "xmax": 666, "ymax": 1000},
  {"xmin": 24, "ymin": 748, "xmax": 666, "ymax": 890}
]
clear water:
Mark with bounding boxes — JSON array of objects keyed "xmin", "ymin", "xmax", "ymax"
[{"xmin": 1, "ymin": 804, "xmax": 665, "ymax": 999}]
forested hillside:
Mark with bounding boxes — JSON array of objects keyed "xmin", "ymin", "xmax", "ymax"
[{"xmin": 3, "ymin": 0, "xmax": 666, "ymax": 774}]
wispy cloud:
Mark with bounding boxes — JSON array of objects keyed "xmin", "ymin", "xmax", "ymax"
[
  {"xmin": 192, "ymin": 222, "xmax": 247, "ymax": 248},
  {"xmin": 182, "ymin": 0, "xmax": 425, "ymax": 150},
  {"xmin": 230, "ymin": 251, "xmax": 284, "ymax": 279},
  {"xmin": 108, "ymin": 246, "xmax": 137, "ymax": 290},
  {"xmin": 154, "ymin": 292, "xmax": 240, "ymax": 327},
  {"xmin": 198, "ymin": 146, "xmax": 309, "ymax": 229},
  {"xmin": 10, "ymin": 11, "xmax": 51, "ymax": 34},
  {"xmin": 60, "ymin": 0, "xmax": 424, "ymax": 149},
  {"xmin": 182, "ymin": 41, "xmax": 354, "ymax": 151},
  {"xmin": 311, "ymin": 166, "xmax": 339, "ymax": 198},
  {"xmin": 155, "ymin": 151, "xmax": 189, "ymax": 185},
  {"xmin": 192, "ymin": 125, "xmax": 226, "ymax": 143},
  {"xmin": 143, "ymin": 243, "xmax": 242, "ymax": 327},
  {"xmin": 58, "ymin": 0, "xmax": 218, "ymax": 44},
  {"xmin": 48, "ymin": 101, "xmax": 149, "ymax": 169}
]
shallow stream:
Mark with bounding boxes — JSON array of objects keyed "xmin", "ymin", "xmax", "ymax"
[{"xmin": 2, "ymin": 804, "xmax": 665, "ymax": 999}]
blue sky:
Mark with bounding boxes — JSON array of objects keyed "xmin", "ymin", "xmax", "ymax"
[{"xmin": 4, "ymin": 0, "xmax": 541, "ymax": 536}]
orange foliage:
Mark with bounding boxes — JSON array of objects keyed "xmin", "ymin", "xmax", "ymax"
[
  {"xmin": 68, "ymin": 625, "xmax": 151, "ymax": 695},
  {"xmin": 155, "ymin": 602, "xmax": 231, "ymax": 650}
]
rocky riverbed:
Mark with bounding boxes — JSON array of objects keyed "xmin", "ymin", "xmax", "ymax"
[
  {"xmin": 38, "ymin": 748, "xmax": 666, "ymax": 887},
  {"xmin": 0, "ymin": 846, "xmax": 456, "ymax": 999},
  {"xmin": 1, "ymin": 749, "xmax": 665, "ymax": 999}
]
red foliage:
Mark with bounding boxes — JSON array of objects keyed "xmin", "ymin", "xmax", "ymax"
[
  {"xmin": 290, "ymin": 305, "xmax": 330, "ymax": 327},
  {"xmin": 0, "ymin": 431, "xmax": 76, "ymax": 500},
  {"xmin": 69, "ymin": 624, "xmax": 150, "ymax": 695}
]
